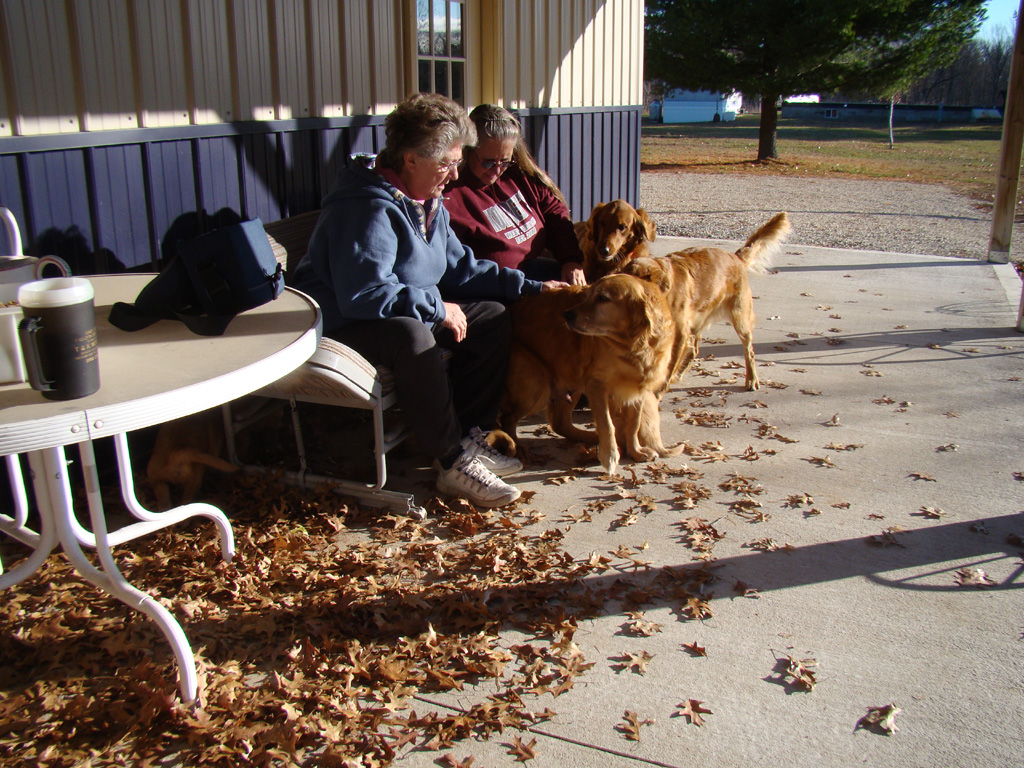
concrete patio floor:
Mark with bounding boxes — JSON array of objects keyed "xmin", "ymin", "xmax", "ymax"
[{"xmin": 378, "ymin": 237, "xmax": 1023, "ymax": 768}]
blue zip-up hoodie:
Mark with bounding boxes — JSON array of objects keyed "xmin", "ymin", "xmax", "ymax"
[{"xmin": 290, "ymin": 163, "xmax": 543, "ymax": 334}]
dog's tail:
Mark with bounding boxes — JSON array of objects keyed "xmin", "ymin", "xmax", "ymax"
[
  {"xmin": 172, "ymin": 449, "xmax": 239, "ymax": 474},
  {"xmin": 735, "ymin": 212, "xmax": 791, "ymax": 274}
]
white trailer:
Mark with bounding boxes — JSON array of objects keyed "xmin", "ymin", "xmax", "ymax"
[{"xmin": 660, "ymin": 89, "xmax": 741, "ymax": 123}]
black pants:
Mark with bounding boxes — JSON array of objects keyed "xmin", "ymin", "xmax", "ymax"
[{"xmin": 329, "ymin": 301, "xmax": 511, "ymax": 461}]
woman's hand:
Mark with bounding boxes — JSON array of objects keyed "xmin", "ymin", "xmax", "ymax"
[
  {"xmin": 562, "ymin": 261, "xmax": 587, "ymax": 286},
  {"xmin": 441, "ymin": 301, "xmax": 468, "ymax": 342},
  {"xmin": 540, "ymin": 280, "xmax": 569, "ymax": 292}
]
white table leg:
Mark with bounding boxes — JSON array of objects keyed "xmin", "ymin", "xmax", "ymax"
[
  {"xmin": 29, "ymin": 446, "xmax": 200, "ymax": 704},
  {"xmin": 60, "ymin": 437, "xmax": 236, "ymax": 562},
  {"xmin": 0, "ymin": 453, "xmax": 57, "ymax": 588}
]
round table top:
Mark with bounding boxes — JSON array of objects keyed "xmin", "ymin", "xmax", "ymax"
[{"xmin": 0, "ymin": 274, "xmax": 321, "ymax": 455}]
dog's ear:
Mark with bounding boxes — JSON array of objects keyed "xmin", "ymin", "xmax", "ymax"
[
  {"xmin": 589, "ymin": 202, "xmax": 607, "ymax": 223},
  {"xmin": 635, "ymin": 209, "xmax": 657, "ymax": 242}
]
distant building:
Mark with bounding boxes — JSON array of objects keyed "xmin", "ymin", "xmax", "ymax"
[
  {"xmin": 781, "ymin": 101, "xmax": 999, "ymax": 123},
  {"xmin": 657, "ymin": 90, "xmax": 742, "ymax": 123}
]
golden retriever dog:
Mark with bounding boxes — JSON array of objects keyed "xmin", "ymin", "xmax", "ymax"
[
  {"xmin": 500, "ymin": 274, "xmax": 681, "ymax": 475},
  {"xmin": 620, "ymin": 212, "xmax": 791, "ymax": 391},
  {"xmin": 575, "ymin": 199, "xmax": 657, "ymax": 282},
  {"xmin": 146, "ymin": 409, "xmax": 238, "ymax": 510}
]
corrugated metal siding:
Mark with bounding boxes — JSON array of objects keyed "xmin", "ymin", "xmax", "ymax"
[
  {"xmin": 496, "ymin": 0, "xmax": 642, "ymax": 110},
  {"xmin": 0, "ymin": 0, "xmax": 643, "ymax": 271},
  {"xmin": 0, "ymin": 0, "xmax": 642, "ymax": 133}
]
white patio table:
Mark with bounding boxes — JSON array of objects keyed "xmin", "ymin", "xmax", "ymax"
[{"xmin": 0, "ymin": 273, "xmax": 321, "ymax": 704}]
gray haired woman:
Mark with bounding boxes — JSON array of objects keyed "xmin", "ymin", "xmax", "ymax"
[{"xmin": 291, "ymin": 93, "xmax": 565, "ymax": 509}]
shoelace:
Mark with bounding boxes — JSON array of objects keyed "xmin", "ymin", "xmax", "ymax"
[
  {"xmin": 471, "ymin": 433, "xmax": 504, "ymax": 461},
  {"xmin": 460, "ymin": 457, "xmax": 503, "ymax": 489}
]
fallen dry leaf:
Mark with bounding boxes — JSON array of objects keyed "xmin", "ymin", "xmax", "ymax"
[
  {"xmin": 682, "ymin": 641, "xmax": 708, "ymax": 657},
  {"xmin": 612, "ymin": 651, "xmax": 655, "ymax": 675},
  {"xmin": 956, "ymin": 567, "xmax": 996, "ymax": 587},
  {"xmin": 506, "ymin": 735, "xmax": 537, "ymax": 762},
  {"xmin": 673, "ymin": 699, "xmax": 712, "ymax": 726},
  {"xmin": 617, "ymin": 710, "xmax": 655, "ymax": 741},
  {"xmin": 857, "ymin": 703, "xmax": 900, "ymax": 735}
]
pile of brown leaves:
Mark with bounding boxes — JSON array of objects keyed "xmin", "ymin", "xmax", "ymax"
[{"xmin": 0, "ymin": 470, "xmax": 721, "ymax": 768}]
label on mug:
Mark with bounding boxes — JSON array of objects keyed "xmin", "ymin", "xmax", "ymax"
[{"xmin": 18, "ymin": 277, "xmax": 100, "ymax": 400}]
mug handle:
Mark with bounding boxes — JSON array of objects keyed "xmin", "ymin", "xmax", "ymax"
[
  {"xmin": 18, "ymin": 317, "xmax": 55, "ymax": 392},
  {"xmin": 33, "ymin": 255, "xmax": 72, "ymax": 280}
]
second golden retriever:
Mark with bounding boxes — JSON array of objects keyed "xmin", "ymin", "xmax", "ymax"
[
  {"xmin": 575, "ymin": 199, "xmax": 657, "ymax": 282},
  {"xmin": 621, "ymin": 212, "xmax": 791, "ymax": 390},
  {"xmin": 500, "ymin": 274, "xmax": 680, "ymax": 475}
]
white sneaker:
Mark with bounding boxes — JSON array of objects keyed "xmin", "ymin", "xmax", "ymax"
[
  {"xmin": 436, "ymin": 455, "xmax": 521, "ymax": 508},
  {"xmin": 460, "ymin": 426, "xmax": 523, "ymax": 477}
]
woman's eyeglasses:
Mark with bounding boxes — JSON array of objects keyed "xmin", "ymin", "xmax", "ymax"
[
  {"xmin": 479, "ymin": 158, "xmax": 514, "ymax": 170},
  {"xmin": 436, "ymin": 158, "xmax": 462, "ymax": 174}
]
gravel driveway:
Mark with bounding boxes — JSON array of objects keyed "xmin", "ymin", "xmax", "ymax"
[{"xmin": 639, "ymin": 171, "xmax": 1024, "ymax": 260}]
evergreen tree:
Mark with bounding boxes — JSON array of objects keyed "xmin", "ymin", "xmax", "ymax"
[{"xmin": 646, "ymin": 0, "xmax": 987, "ymax": 160}]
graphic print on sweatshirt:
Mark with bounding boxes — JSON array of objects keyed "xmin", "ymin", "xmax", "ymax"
[{"xmin": 481, "ymin": 190, "xmax": 538, "ymax": 245}]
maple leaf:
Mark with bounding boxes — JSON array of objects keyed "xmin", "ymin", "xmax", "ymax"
[
  {"xmin": 623, "ymin": 612, "xmax": 663, "ymax": 636},
  {"xmin": 956, "ymin": 567, "xmax": 996, "ymax": 587},
  {"xmin": 439, "ymin": 755, "xmax": 475, "ymax": 768},
  {"xmin": 617, "ymin": 710, "xmax": 655, "ymax": 741},
  {"xmin": 856, "ymin": 703, "xmax": 900, "ymax": 735},
  {"xmin": 914, "ymin": 506, "xmax": 946, "ymax": 519},
  {"xmin": 682, "ymin": 641, "xmax": 708, "ymax": 657},
  {"xmin": 782, "ymin": 655, "xmax": 819, "ymax": 691},
  {"xmin": 732, "ymin": 580, "xmax": 760, "ymax": 598},
  {"xmin": 678, "ymin": 595, "xmax": 714, "ymax": 620},
  {"xmin": 673, "ymin": 699, "xmax": 712, "ymax": 726},
  {"xmin": 908, "ymin": 472, "xmax": 937, "ymax": 482},
  {"xmin": 612, "ymin": 651, "xmax": 655, "ymax": 675},
  {"xmin": 806, "ymin": 455, "xmax": 837, "ymax": 468},
  {"xmin": 867, "ymin": 526, "xmax": 907, "ymax": 548},
  {"xmin": 936, "ymin": 443, "xmax": 959, "ymax": 452},
  {"xmin": 506, "ymin": 735, "xmax": 537, "ymax": 761}
]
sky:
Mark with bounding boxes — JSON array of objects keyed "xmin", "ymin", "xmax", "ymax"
[{"xmin": 980, "ymin": 0, "xmax": 1019, "ymax": 39}]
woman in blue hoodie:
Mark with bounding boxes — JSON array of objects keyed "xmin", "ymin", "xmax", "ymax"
[{"xmin": 291, "ymin": 93, "xmax": 564, "ymax": 509}]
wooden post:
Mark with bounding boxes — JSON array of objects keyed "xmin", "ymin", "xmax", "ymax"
[{"xmin": 988, "ymin": 0, "xmax": 1024, "ymax": 265}]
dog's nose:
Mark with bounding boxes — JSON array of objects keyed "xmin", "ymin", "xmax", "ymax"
[{"xmin": 599, "ymin": 245, "xmax": 611, "ymax": 257}]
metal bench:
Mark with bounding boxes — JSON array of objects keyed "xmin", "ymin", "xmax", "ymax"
[{"xmin": 224, "ymin": 210, "xmax": 426, "ymax": 519}]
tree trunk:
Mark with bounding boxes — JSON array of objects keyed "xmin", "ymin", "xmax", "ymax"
[{"xmin": 757, "ymin": 92, "xmax": 780, "ymax": 160}]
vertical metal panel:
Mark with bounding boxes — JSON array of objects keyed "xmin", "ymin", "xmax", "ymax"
[
  {"xmin": 74, "ymin": 0, "xmax": 138, "ymax": 132},
  {"xmin": 242, "ymin": 132, "xmax": 285, "ymax": 224},
  {"xmin": 134, "ymin": 0, "xmax": 191, "ymax": 127},
  {"xmin": 4, "ymin": 1, "xmax": 79, "ymax": 135},
  {"xmin": 319, "ymin": 127, "xmax": 348, "ymax": 194},
  {"xmin": 278, "ymin": 130, "xmax": 317, "ymax": 216},
  {"xmin": 89, "ymin": 144, "xmax": 151, "ymax": 270},
  {"xmin": 273, "ymin": 0, "xmax": 312, "ymax": 120},
  {"xmin": 232, "ymin": 0, "xmax": 276, "ymax": 121},
  {"xmin": 188, "ymin": 0, "xmax": 234, "ymax": 124},
  {"xmin": 344, "ymin": 1, "xmax": 373, "ymax": 114},
  {"xmin": 309, "ymin": 0, "xmax": 345, "ymax": 118},
  {"xmin": 23, "ymin": 150, "xmax": 94, "ymax": 274},
  {"xmin": 144, "ymin": 140, "xmax": 198, "ymax": 261},
  {"xmin": 197, "ymin": 135, "xmax": 243, "ymax": 218},
  {"xmin": 371, "ymin": 0, "xmax": 404, "ymax": 111},
  {"xmin": 0, "ymin": 154, "xmax": 25, "ymax": 249}
]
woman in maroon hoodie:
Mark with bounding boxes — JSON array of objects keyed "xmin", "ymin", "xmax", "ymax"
[{"xmin": 444, "ymin": 104, "xmax": 586, "ymax": 286}]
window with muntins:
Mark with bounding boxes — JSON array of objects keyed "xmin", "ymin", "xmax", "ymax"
[{"xmin": 416, "ymin": 0, "xmax": 465, "ymax": 103}]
